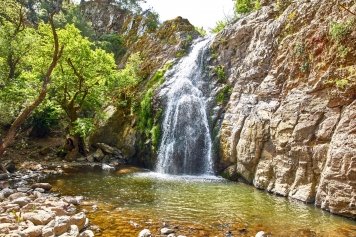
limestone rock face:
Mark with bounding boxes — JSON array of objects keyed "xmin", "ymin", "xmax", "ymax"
[
  {"xmin": 215, "ymin": 0, "xmax": 356, "ymax": 218},
  {"xmin": 80, "ymin": 0, "xmax": 129, "ymax": 37}
]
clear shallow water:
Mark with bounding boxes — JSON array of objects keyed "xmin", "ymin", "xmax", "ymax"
[{"xmin": 42, "ymin": 166, "xmax": 356, "ymax": 237}]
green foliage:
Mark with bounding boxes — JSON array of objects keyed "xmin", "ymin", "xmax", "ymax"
[
  {"xmin": 145, "ymin": 12, "xmax": 160, "ymax": 32},
  {"xmin": 195, "ymin": 26, "xmax": 207, "ymax": 36},
  {"xmin": 70, "ymin": 118, "xmax": 95, "ymax": 139},
  {"xmin": 338, "ymin": 45, "xmax": 349, "ymax": 57},
  {"xmin": 294, "ymin": 41, "xmax": 305, "ymax": 57},
  {"xmin": 96, "ymin": 33, "xmax": 126, "ymax": 62},
  {"xmin": 115, "ymin": 0, "xmax": 146, "ymax": 13},
  {"xmin": 175, "ymin": 49, "xmax": 186, "ymax": 58},
  {"xmin": 213, "ymin": 65, "xmax": 226, "ymax": 82},
  {"xmin": 210, "ymin": 20, "xmax": 228, "ymax": 34},
  {"xmin": 336, "ymin": 79, "xmax": 348, "ymax": 89},
  {"xmin": 146, "ymin": 61, "xmax": 173, "ymax": 88},
  {"xmin": 0, "ymin": 3, "xmax": 58, "ymax": 126},
  {"xmin": 329, "ymin": 20, "xmax": 354, "ymax": 42},
  {"xmin": 52, "ymin": 3, "xmax": 96, "ymax": 39},
  {"xmin": 26, "ymin": 102, "xmax": 62, "ymax": 137},
  {"xmin": 139, "ymin": 89, "xmax": 153, "ymax": 136},
  {"xmin": 187, "ymin": 35, "xmax": 192, "ymax": 42},
  {"xmin": 253, "ymin": 0, "xmax": 261, "ymax": 11},
  {"xmin": 217, "ymin": 85, "xmax": 233, "ymax": 103},
  {"xmin": 211, "ymin": 53, "xmax": 218, "ymax": 59},
  {"xmin": 300, "ymin": 62, "xmax": 309, "ymax": 73},
  {"xmin": 235, "ymin": 0, "xmax": 253, "ymax": 14},
  {"xmin": 151, "ymin": 125, "xmax": 160, "ymax": 149}
]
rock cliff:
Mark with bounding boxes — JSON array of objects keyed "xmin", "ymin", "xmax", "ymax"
[
  {"xmin": 83, "ymin": 0, "xmax": 356, "ymax": 218},
  {"xmin": 215, "ymin": 0, "xmax": 356, "ymax": 218}
]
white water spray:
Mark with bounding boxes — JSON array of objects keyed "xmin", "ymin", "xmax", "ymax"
[{"xmin": 156, "ymin": 37, "xmax": 214, "ymax": 175}]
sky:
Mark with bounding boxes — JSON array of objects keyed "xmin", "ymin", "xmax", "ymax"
[{"xmin": 141, "ymin": 0, "xmax": 235, "ymax": 31}]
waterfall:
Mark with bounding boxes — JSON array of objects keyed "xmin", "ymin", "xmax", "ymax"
[{"xmin": 156, "ymin": 37, "xmax": 214, "ymax": 175}]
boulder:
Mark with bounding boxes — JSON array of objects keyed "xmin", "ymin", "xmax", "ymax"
[
  {"xmin": 3, "ymin": 203, "xmax": 20, "ymax": 212},
  {"xmin": 95, "ymin": 143, "xmax": 123, "ymax": 157},
  {"xmin": 0, "ymin": 181, "xmax": 9, "ymax": 189},
  {"xmin": 61, "ymin": 196, "xmax": 79, "ymax": 205},
  {"xmin": 255, "ymin": 231, "xmax": 265, "ymax": 237},
  {"xmin": 0, "ymin": 223, "xmax": 18, "ymax": 233},
  {"xmin": 79, "ymin": 230, "xmax": 94, "ymax": 237},
  {"xmin": 3, "ymin": 159, "xmax": 15, "ymax": 173},
  {"xmin": 11, "ymin": 196, "xmax": 31, "ymax": 207},
  {"xmin": 69, "ymin": 212, "xmax": 86, "ymax": 231},
  {"xmin": 93, "ymin": 148, "xmax": 105, "ymax": 162},
  {"xmin": 22, "ymin": 211, "xmax": 55, "ymax": 225},
  {"xmin": 21, "ymin": 225, "xmax": 43, "ymax": 237},
  {"xmin": 138, "ymin": 229, "xmax": 152, "ymax": 237},
  {"xmin": 64, "ymin": 224, "xmax": 79, "ymax": 237},
  {"xmin": 8, "ymin": 192, "xmax": 27, "ymax": 201},
  {"xmin": 41, "ymin": 220, "xmax": 55, "ymax": 237},
  {"xmin": 2, "ymin": 188, "xmax": 16, "ymax": 198},
  {"xmin": 160, "ymin": 228, "xmax": 174, "ymax": 235},
  {"xmin": 53, "ymin": 216, "xmax": 70, "ymax": 236},
  {"xmin": 31, "ymin": 183, "xmax": 52, "ymax": 191}
]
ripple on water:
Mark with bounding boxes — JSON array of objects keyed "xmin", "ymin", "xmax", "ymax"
[{"xmin": 41, "ymin": 166, "xmax": 356, "ymax": 237}]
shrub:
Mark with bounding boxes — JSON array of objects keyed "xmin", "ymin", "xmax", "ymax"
[
  {"xmin": 211, "ymin": 20, "xmax": 228, "ymax": 34},
  {"xmin": 26, "ymin": 103, "xmax": 61, "ymax": 137},
  {"xmin": 329, "ymin": 20, "xmax": 354, "ymax": 42},
  {"xmin": 151, "ymin": 125, "xmax": 160, "ymax": 149},
  {"xmin": 213, "ymin": 65, "xmax": 226, "ymax": 81},
  {"xmin": 195, "ymin": 26, "xmax": 207, "ymax": 36},
  {"xmin": 138, "ymin": 89, "xmax": 153, "ymax": 136}
]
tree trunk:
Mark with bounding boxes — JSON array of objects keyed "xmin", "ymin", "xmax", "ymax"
[
  {"xmin": 0, "ymin": 13, "xmax": 63, "ymax": 174},
  {"xmin": 63, "ymin": 108, "xmax": 87, "ymax": 160}
]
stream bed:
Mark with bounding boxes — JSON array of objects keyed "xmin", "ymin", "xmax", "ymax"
[{"xmin": 41, "ymin": 165, "xmax": 356, "ymax": 237}]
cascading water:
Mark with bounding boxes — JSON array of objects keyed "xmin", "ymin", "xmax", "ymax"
[{"xmin": 156, "ymin": 37, "xmax": 214, "ymax": 175}]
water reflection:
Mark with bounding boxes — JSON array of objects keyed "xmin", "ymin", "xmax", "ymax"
[{"xmin": 42, "ymin": 166, "xmax": 356, "ymax": 236}]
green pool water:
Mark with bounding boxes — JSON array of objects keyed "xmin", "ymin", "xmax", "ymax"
[{"xmin": 42, "ymin": 166, "xmax": 356, "ymax": 237}]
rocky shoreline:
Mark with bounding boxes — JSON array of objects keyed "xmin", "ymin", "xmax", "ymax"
[{"xmin": 0, "ymin": 181, "xmax": 95, "ymax": 237}]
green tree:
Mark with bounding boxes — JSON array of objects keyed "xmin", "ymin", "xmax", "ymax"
[
  {"xmin": 0, "ymin": 0, "xmax": 63, "ymax": 173},
  {"xmin": 96, "ymin": 33, "xmax": 126, "ymax": 62},
  {"xmin": 50, "ymin": 25, "xmax": 142, "ymax": 159}
]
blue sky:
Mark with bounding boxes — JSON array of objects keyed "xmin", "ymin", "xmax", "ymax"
[{"xmin": 141, "ymin": 0, "xmax": 235, "ymax": 31}]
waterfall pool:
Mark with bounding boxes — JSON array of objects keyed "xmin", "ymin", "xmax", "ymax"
[{"xmin": 41, "ymin": 165, "xmax": 356, "ymax": 237}]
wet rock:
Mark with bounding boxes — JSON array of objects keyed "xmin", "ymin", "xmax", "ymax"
[
  {"xmin": 0, "ymin": 173, "xmax": 9, "ymax": 180},
  {"xmin": 129, "ymin": 220, "xmax": 140, "ymax": 228},
  {"xmin": 91, "ymin": 205, "xmax": 98, "ymax": 211},
  {"xmin": 93, "ymin": 148, "xmax": 105, "ymax": 162},
  {"xmin": 161, "ymin": 227, "xmax": 174, "ymax": 235},
  {"xmin": 34, "ymin": 188, "xmax": 46, "ymax": 193},
  {"xmin": 3, "ymin": 159, "xmax": 16, "ymax": 173},
  {"xmin": 255, "ymin": 231, "xmax": 265, "ymax": 237},
  {"xmin": 61, "ymin": 196, "xmax": 79, "ymax": 205},
  {"xmin": 102, "ymin": 164, "xmax": 115, "ymax": 171},
  {"xmin": 138, "ymin": 229, "xmax": 152, "ymax": 237},
  {"xmin": 65, "ymin": 224, "xmax": 79, "ymax": 237},
  {"xmin": 31, "ymin": 183, "xmax": 52, "ymax": 191},
  {"xmin": 69, "ymin": 212, "xmax": 86, "ymax": 231},
  {"xmin": 79, "ymin": 230, "xmax": 94, "ymax": 237}
]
